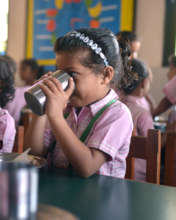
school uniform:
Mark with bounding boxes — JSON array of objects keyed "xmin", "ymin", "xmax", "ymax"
[
  {"xmin": 44, "ymin": 89, "xmax": 133, "ymax": 178},
  {"xmin": 0, "ymin": 108, "xmax": 16, "ymax": 153},
  {"xmin": 122, "ymin": 95, "xmax": 154, "ymax": 181},
  {"xmin": 5, "ymin": 86, "xmax": 30, "ymax": 125},
  {"xmin": 163, "ymin": 75, "xmax": 176, "ymax": 105}
]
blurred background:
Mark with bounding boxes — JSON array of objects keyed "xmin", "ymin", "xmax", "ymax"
[{"xmin": 0, "ymin": 0, "xmax": 175, "ymax": 108}]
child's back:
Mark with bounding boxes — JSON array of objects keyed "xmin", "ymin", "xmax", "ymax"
[
  {"xmin": 0, "ymin": 56, "xmax": 16, "ymax": 152},
  {"xmin": 0, "ymin": 108, "xmax": 16, "ymax": 152},
  {"xmin": 120, "ymin": 59, "xmax": 154, "ymax": 181}
]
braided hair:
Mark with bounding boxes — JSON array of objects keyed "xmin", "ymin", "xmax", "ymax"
[{"xmin": 0, "ymin": 56, "xmax": 15, "ymax": 107}]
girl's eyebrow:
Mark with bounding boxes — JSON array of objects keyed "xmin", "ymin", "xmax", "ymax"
[{"xmin": 64, "ymin": 67, "xmax": 78, "ymax": 72}]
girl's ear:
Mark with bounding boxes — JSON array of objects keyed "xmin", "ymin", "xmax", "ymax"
[
  {"xmin": 140, "ymin": 79, "xmax": 145, "ymax": 89},
  {"xmin": 102, "ymin": 66, "xmax": 114, "ymax": 85}
]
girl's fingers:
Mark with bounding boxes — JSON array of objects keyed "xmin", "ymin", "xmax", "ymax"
[
  {"xmin": 33, "ymin": 72, "xmax": 53, "ymax": 84},
  {"xmin": 48, "ymin": 77, "xmax": 65, "ymax": 91},
  {"xmin": 42, "ymin": 78, "xmax": 60, "ymax": 94},
  {"xmin": 40, "ymin": 77, "xmax": 75, "ymax": 99},
  {"xmin": 65, "ymin": 78, "xmax": 75, "ymax": 97},
  {"xmin": 40, "ymin": 83, "xmax": 53, "ymax": 96}
]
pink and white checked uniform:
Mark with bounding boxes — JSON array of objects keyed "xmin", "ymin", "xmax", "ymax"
[
  {"xmin": 44, "ymin": 89, "xmax": 133, "ymax": 178},
  {"xmin": 122, "ymin": 95, "xmax": 154, "ymax": 181},
  {"xmin": 5, "ymin": 86, "xmax": 30, "ymax": 125},
  {"xmin": 163, "ymin": 75, "xmax": 176, "ymax": 104},
  {"xmin": 0, "ymin": 108, "xmax": 16, "ymax": 153}
]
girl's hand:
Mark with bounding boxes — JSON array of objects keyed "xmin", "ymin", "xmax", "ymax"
[
  {"xmin": 39, "ymin": 77, "xmax": 75, "ymax": 119},
  {"xmin": 32, "ymin": 71, "xmax": 53, "ymax": 85}
]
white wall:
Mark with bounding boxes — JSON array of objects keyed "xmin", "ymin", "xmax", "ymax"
[
  {"xmin": 7, "ymin": 0, "xmax": 27, "ymax": 85},
  {"xmin": 135, "ymin": 0, "xmax": 167, "ymax": 105},
  {"xmin": 136, "ymin": 0, "xmax": 165, "ymax": 67},
  {"xmin": 7, "ymin": 0, "xmax": 168, "ymax": 101}
]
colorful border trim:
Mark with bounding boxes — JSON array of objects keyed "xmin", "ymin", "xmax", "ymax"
[
  {"xmin": 37, "ymin": 59, "xmax": 56, "ymax": 66},
  {"xmin": 26, "ymin": 0, "xmax": 134, "ymax": 66},
  {"xmin": 120, "ymin": 0, "xmax": 134, "ymax": 31},
  {"xmin": 26, "ymin": 0, "xmax": 33, "ymax": 58}
]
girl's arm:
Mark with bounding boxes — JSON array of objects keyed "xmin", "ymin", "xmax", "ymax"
[
  {"xmin": 24, "ymin": 113, "xmax": 47, "ymax": 156},
  {"xmin": 145, "ymin": 93, "xmax": 156, "ymax": 114},
  {"xmin": 153, "ymin": 97, "xmax": 172, "ymax": 117},
  {"xmin": 50, "ymin": 116, "xmax": 108, "ymax": 177},
  {"xmin": 40, "ymin": 77, "xmax": 108, "ymax": 177}
]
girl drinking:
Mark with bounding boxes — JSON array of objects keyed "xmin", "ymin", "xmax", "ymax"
[{"xmin": 25, "ymin": 28, "xmax": 133, "ymax": 178}]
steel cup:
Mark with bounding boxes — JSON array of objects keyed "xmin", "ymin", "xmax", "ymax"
[
  {"xmin": 0, "ymin": 162, "xmax": 38, "ymax": 220},
  {"xmin": 24, "ymin": 70, "xmax": 71, "ymax": 116}
]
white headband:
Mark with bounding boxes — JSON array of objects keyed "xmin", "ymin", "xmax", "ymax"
[{"xmin": 67, "ymin": 31, "xmax": 109, "ymax": 66}]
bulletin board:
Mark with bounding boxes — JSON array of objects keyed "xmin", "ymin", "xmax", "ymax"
[{"xmin": 26, "ymin": 0, "xmax": 134, "ymax": 69}]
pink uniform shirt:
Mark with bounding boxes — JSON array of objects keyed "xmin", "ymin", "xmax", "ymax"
[
  {"xmin": 44, "ymin": 89, "xmax": 133, "ymax": 178},
  {"xmin": 163, "ymin": 75, "xmax": 176, "ymax": 104},
  {"xmin": 122, "ymin": 95, "xmax": 154, "ymax": 181},
  {"xmin": 122, "ymin": 95, "xmax": 154, "ymax": 136},
  {"xmin": 0, "ymin": 108, "xmax": 16, "ymax": 153},
  {"xmin": 5, "ymin": 86, "xmax": 30, "ymax": 125}
]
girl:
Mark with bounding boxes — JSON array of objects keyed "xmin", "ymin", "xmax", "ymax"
[
  {"xmin": 0, "ymin": 56, "xmax": 16, "ymax": 152},
  {"xmin": 25, "ymin": 28, "xmax": 133, "ymax": 178},
  {"xmin": 120, "ymin": 59, "xmax": 154, "ymax": 136},
  {"xmin": 5, "ymin": 58, "xmax": 45, "ymax": 125},
  {"xmin": 116, "ymin": 31, "xmax": 141, "ymax": 59},
  {"xmin": 19, "ymin": 58, "xmax": 45, "ymax": 86},
  {"xmin": 120, "ymin": 58, "xmax": 154, "ymax": 181},
  {"xmin": 116, "ymin": 32, "xmax": 155, "ymax": 114}
]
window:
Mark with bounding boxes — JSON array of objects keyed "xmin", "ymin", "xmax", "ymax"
[{"xmin": 0, "ymin": 1, "xmax": 9, "ymax": 55}]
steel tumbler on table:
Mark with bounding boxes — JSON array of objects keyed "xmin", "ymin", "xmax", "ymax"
[
  {"xmin": 0, "ymin": 162, "xmax": 38, "ymax": 220},
  {"xmin": 24, "ymin": 70, "xmax": 71, "ymax": 116}
]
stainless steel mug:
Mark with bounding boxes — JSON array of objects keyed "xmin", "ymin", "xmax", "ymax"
[
  {"xmin": 0, "ymin": 162, "xmax": 38, "ymax": 220},
  {"xmin": 24, "ymin": 70, "xmax": 71, "ymax": 116}
]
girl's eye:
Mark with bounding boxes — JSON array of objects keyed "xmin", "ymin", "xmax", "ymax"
[{"xmin": 68, "ymin": 72, "xmax": 77, "ymax": 77}]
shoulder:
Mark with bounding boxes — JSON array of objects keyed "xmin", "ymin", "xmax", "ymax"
[
  {"xmin": 96, "ymin": 99, "xmax": 133, "ymax": 130},
  {"xmin": 15, "ymin": 86, "xmax": 30, "ymax": 95},
  {"xmin": 0, "ymin": 109, "xmax": 15, "ymax": 123},
  {"xmin": 0, "ymin": 109, "xmax": 15, "ymax": 132}
]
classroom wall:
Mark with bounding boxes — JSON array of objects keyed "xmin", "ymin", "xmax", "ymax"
[{"xmin": 7, "ymin": 0, "xmax": 168, "ymax": 103}]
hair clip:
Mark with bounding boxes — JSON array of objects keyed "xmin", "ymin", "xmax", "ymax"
[{"xmin": 67, "ymin": 31, "xmax": 109, "ymax": 66}]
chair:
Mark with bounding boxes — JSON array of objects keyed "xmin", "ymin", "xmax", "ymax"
[
  {"xmin": 20, "ymin": 110, "xmax": 33, "ymax": 133},
  {"xmin": 13, "ymin": 126, "xmax": 25, "ymax": 153},
  {"xmin": 125, "ymin": 129, "xmax": 161, "ymax": 184},
  {"xmin": 164, "ymin": 131, "xmax": 176, "ymax": 186},
  {"xmin": 13, "ymin": 111, "xmax": 33, "ymax": 154}
]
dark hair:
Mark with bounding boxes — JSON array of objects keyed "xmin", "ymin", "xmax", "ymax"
[
  {"xmin": 21, "ymin": 58, "xmax": 45, "ymax": 80},
  {"xmin": 54, "ymin": 28, "xmax": 131, "ymax": 87},
  {"xmin": 168, "ymin": 54, "xmax": 176, "ymax": 67},
  {"xmin": 2, "ymin": 55, "xmax": 17, "ymax": 73},
  {"xmin": 119, "ymin": 59, "xmax": 149, "ymax": 94},
  {"xmin": 116, "ymin": 31, "xmax": 138, "ymax": 42},
  {"xmin": 0, "ymin": 57, "xmax": 15, "ymax": 107}
]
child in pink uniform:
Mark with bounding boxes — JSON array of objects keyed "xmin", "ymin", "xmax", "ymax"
[
  {"xmin": 0, "ymin": 57, "xmax": 16, "ymax": 152},
  {"xmin": 120, "ymin": 59, "xmax": 154, "ymax": 181},
  {"xmin": 5, "ymin": 58, "xmax": 45, "ymax": 125},
  {"xmin": 25, "ymin": 28, "xmax": 133, "ymax": 178},
  {"xmin": 153, "ymin": 55, "xmax": 176, "ymax": 117}
]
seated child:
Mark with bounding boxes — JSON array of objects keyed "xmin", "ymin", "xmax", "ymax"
[
  {"xmin": 116, "ymin": 32, "xmax": 155, "ymax": 114},
  {"xmin": 165, "ymin": 54, "xmax": 176, "ymax": 126},
  {"xmin": 120, "ymin": 58, "xmax": 154, "ymax": 181},
  {"xmin": 5, "ymin": 58, "xmax": 45, "ymax": 125},
  {"xmin": 116, "ymin": 31, "xmax": 141, "ymax": 59},
  {"xmin": 25, "ymin": 28, "xmax": 133, "ymax": 178},
  {"xmin": 153, "ymin": 54, "xmax": 176, "ymax": 117},
  {"xmin": 0, "ymin": 56, "xmax": 16, "ymax": 152}
]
